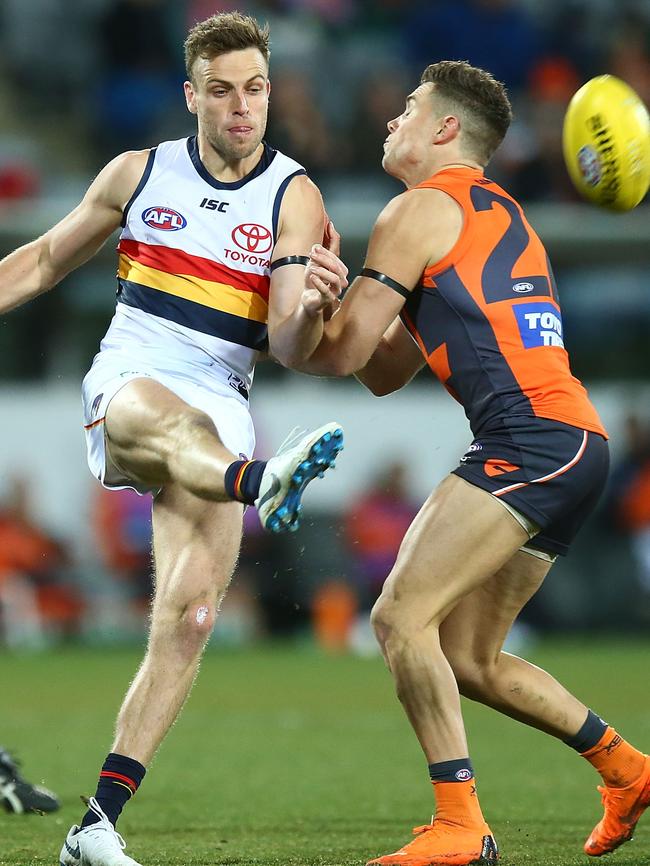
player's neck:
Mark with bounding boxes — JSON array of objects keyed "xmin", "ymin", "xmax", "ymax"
[
  {"xmin": 399, "ymin": 157, "xmax": 483, "ymax": 190},
  {"xmin": 197, "ymin": 136, "xmax": 265, "ymax": 183}
]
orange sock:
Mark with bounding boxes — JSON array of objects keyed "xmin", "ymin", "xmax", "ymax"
[
  {"xmin": 432, "ymin": 779, "xmax": 486, "ymax": 828},
  {"xmin": 582, "ymin": 727, "xmax": 646, "ymax": 788}
]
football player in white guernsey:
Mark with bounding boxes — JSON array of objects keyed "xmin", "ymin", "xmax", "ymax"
[{"xmin": 0, "ymin": 12, "xmax": 346, "ymax": 866}]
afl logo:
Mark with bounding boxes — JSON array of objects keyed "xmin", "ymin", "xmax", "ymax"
[
  {"xmin": 455, "ymin": 768, "xmax": 473, "ymax": 781},
  {"xmin": 513, "ymin": 282, "xmax": 534, "ymax": 293},
  {"xmin": 577, "ymin": 145, "xmax": 602, "ymax": 187},
  {"xmin": 232, "ymin": 223, "xmax": 273, "ymax": 253},
  {"xmin": 142, "ymin": 206, "xmax": 187, "ymax": 231}
]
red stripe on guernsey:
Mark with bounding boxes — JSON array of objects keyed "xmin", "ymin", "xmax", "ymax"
[
  {"xmin": 100, "ymin": 771, "xmax": 138, "ymax": 792},
  {"xmin": 493, "ymin": 430, "xmax": 589, "ymax": 497},
  {"xmin": 118, "ymin": 239, "xmax": 270, "ymax": 301}
]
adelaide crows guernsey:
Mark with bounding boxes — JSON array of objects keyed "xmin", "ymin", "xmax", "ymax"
[
  {"xmin": 99, "ymin": 137, "xmax": 306, "ymax": 389},
  {"xmin": 400, "ymin": 166, "xmax": 607, "ymax": 439}
]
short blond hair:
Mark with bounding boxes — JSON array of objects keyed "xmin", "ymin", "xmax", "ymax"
[{"xmin": 184, "ymin": 12, "xmax": 270, "ymax": 83}]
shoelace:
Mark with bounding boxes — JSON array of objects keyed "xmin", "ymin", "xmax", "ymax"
[
  {"xmin": 276, "ymin": 426, "xmax": 307, "ymax": 455},
  {"xmin": 85, "ymin": 796, "xmax": 127, "ymax": 850},
  {"xmin": 412, "ymin": 823, "xmax": 436, "ymax": 836}
]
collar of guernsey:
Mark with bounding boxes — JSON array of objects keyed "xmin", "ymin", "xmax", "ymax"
[{"xmin": 111, "ymin": 136, "xmax": 306, "ymax": 387}]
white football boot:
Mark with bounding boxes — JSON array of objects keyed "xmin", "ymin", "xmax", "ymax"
[
  {"xmin": 255, "ymin": 422, "xmax": 344, "ymax": 532},
  {"xmin": 59, "ymin": 797, "xmax": 142, "ymax": 866}
]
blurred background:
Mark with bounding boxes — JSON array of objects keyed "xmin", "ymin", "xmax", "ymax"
[{"xmin": 1, "ymin": 0, "xmax": 650, "ymax": 653}]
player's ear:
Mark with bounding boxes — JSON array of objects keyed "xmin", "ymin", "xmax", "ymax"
[
  {"xmin": 184, "ymin": 80, "xmax": 198, "ymax": 115},
  {"xmin": 434, "ymin": 115, "xmax": 459, "ymax": 144}
]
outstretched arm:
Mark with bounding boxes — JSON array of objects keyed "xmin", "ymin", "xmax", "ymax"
[
  {"xmin": 295, "ymin": 186, "xmax": 462, "ymax": 378},
  {"xmin": 0, "ymin": 149, "xmax": 150, "ymax": 314},
  {"xmin": 266, "ymin": 174, "xmax": 348, "ymax": 368}
]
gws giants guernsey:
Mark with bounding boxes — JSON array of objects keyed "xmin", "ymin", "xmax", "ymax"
[{"xmin": 99, "ymin": 137, "xmax": 306, "ymax": 389}]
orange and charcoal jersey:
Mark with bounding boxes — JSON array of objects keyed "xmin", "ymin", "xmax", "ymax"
[{"xmin": 400, "ymin": 166, "xmax": 607, "ymax": 440}]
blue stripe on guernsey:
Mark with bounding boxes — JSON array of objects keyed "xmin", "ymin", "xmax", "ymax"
[
  {"xmin": 187, "ymin": 137, "xmax": 277, "ymax": 190},
  {"xmin": 272, "ymin": 169, "xmax": 308, "ymax": 242},
  {"xmin": 470, "ymin": 186, "xmax": 553, "ymax": 304},
  {"xmin": 403, "ymin": 266, "xmax": 534, "ymax": 435},
  {"xmin": 117, "ymin": 280, "xmax": 268, "ymax": 350},
  {"xmin": 121, "ymin": 148, "xmax": 157, "ymax": 228}
]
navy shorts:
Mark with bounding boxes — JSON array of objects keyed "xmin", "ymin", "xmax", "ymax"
[{"xmin": 453, "ymin": 418, "xmax": 610, "ymax": 557}]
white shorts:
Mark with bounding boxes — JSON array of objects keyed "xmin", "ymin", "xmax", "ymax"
[{"xmin": 81, "ymin": 351, "xmax": 256, "ymax": 495}]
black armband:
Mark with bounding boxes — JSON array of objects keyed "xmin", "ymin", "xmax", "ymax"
[
  {"xmin": 270, "ymin": 255, "xmax": 310, "ymax": 272},
  {"xmin": 360, "ymin": 267, "xmax": 410, "ymax": 299}
]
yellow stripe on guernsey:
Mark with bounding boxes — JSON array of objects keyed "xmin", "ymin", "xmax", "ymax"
[{"xmin": 118, "ymin": 254, "xmax": 269, "ymax": 324}]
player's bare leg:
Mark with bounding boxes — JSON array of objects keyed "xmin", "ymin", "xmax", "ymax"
[
  {"xmin": 104, "ymin": 377, "xmax": 344, "ymax": 531},
  {"xmin": 439, "ymin": 550, "xmax": 588, "ymax": 736},
  {"xmin": 367, "ymin": 475, "xmax": 528, "ymax": 865},
  {"xmin": 104, "ymin": 378, "xmax": 237, "ymax": 500},
  {"xmin": 440, "ymin": 549, "xmax": 650, "ymax": 858},
  {"xmin": 112, "ymin": 485, "xmax": 243, "ymax": 764},
  {"xmin": 371, "ymin": 475, "xmax": 529, "ymax": 764},
  {"xmin": 60, "ymin": 488, "xmax": 242, "ymax": 866}
]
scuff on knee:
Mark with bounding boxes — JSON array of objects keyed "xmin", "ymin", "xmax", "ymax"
[{"xmin": 196, "ymin": 605, "xmax": 209, "ymax": 626}]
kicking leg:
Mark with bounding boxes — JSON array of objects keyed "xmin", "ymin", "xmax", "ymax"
[{"xmin": 104, "ymin": 377, "xmax": 343, "ymax": 530}]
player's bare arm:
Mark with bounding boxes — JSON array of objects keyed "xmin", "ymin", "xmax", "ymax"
[
  {"xmin": 354, "ymin": 315, "xmax": 426, "ymax": 396},
  {"xmin": 266, "ymin": 174, "xmax": 348, "ymax": 368},
  {"xmin": 297, "ymin": 186, "xmax": 463, "ymax": 378},
  {"xmin": 0, "ymin": 149, "xmax": 150, "ymax": 314}
]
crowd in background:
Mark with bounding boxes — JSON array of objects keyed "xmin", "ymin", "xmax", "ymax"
[
  {"xmin": 0, "ymin": 0, "xmax": 650, "ymax": 202},
  {"xmin": 1, "ymin": 0, "xmax": 650, "ymax": 649}
]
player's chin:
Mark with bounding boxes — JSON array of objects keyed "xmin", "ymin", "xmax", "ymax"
[{"xmin": 381, "ymin": 152, "xmax": 398, "ymax": 177}]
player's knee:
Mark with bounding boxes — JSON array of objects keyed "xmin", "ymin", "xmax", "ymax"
[
  {"xmin": 155, "ymin": 597, "xmax": 218, "ymax": 655},
  {"xmin": 370, "ymin": 596, "xmax": 411, "ymax": 652},
  {"xmin": 446, "ymin": 651, "xmax": 495, "ymax": 700}
]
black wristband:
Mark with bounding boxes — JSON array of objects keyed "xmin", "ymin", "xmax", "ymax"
[
  {"xmin": 270, "ymin": 255, "xmax": 310, "ymax": 272},
  {"xmin": 360, "ymin": 267, "xmax": 410, "ymax": 299}
]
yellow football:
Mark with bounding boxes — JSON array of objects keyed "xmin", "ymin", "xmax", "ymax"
[{"xmin": 562, "ymin": 74, "xmax": 650, "ymax": 211}]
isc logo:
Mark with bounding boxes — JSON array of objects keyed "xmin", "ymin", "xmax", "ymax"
[
  {"xmin": 514, "ymin": 302, "xmax": 565, "ymax": 349},
  {"xmin": 199, "ymin": 198, "xmax": 229, "ymax": 213},
  {"xmin": 142, "ymin": 206, "xmax": 187, "ymax": 231}
]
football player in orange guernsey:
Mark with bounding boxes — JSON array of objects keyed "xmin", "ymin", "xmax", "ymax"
[{"xmin": 298, "ymin": 61, "xmax": 650, "ymax": 865}]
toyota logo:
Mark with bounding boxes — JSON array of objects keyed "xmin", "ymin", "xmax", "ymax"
[{"xmin": 231, "ymin": 223, "xmax": 273, "ymax": 253}]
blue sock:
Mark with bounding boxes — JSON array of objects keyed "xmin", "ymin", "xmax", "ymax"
[
  {"xmin": 564, "ymin": 710, "xmax": 608, "ymax": 753},
  {"xmin": 81, "ymin": 753, "xmax": 146, "ymax": 828},
  {"xmin": 224, "ymin": 459, "xmax": 267, "ymax": 504},
  {"xmin": 428, "ymin": 757, "xmax": 475, "ymax": 782}
]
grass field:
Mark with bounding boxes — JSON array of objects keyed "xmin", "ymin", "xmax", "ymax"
[{"xmin": 1, "ymin": 638, "xmax": 649, "ymax": 865}]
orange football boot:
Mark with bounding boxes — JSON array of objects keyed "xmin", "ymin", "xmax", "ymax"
[
  {"xmin": 366, "ymin": 818, "xmax": 498, "ymax": 866},
  {"xmin": 584, "ymin": 755, "xmax": 650, "ymax": 856}
]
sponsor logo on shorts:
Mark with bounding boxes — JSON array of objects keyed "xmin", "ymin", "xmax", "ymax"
[
  {"xmin": 484, "ymin": 458, "xmax": 520, "ymax": 477},
  {"xmin": 577, "ymin": 144, "xmax": 602, "ymax": 187},
  {"xmin": 460, "ymin": 441, "xmax": 482, "ymax": 463},
  {"xmin": 455, "ymin": 768, "xmax": 473, "ymax": 781},
  {"xmin": 513, "ymin": 302, "xmax": 565, "ymax": 349},
  {"xmin": 142, "ymin": 206, "xmax": 187, "ymax": 231},
  {"xmin": 228, "ymin": 373, "xmax": 249, "ymax": 400}
]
